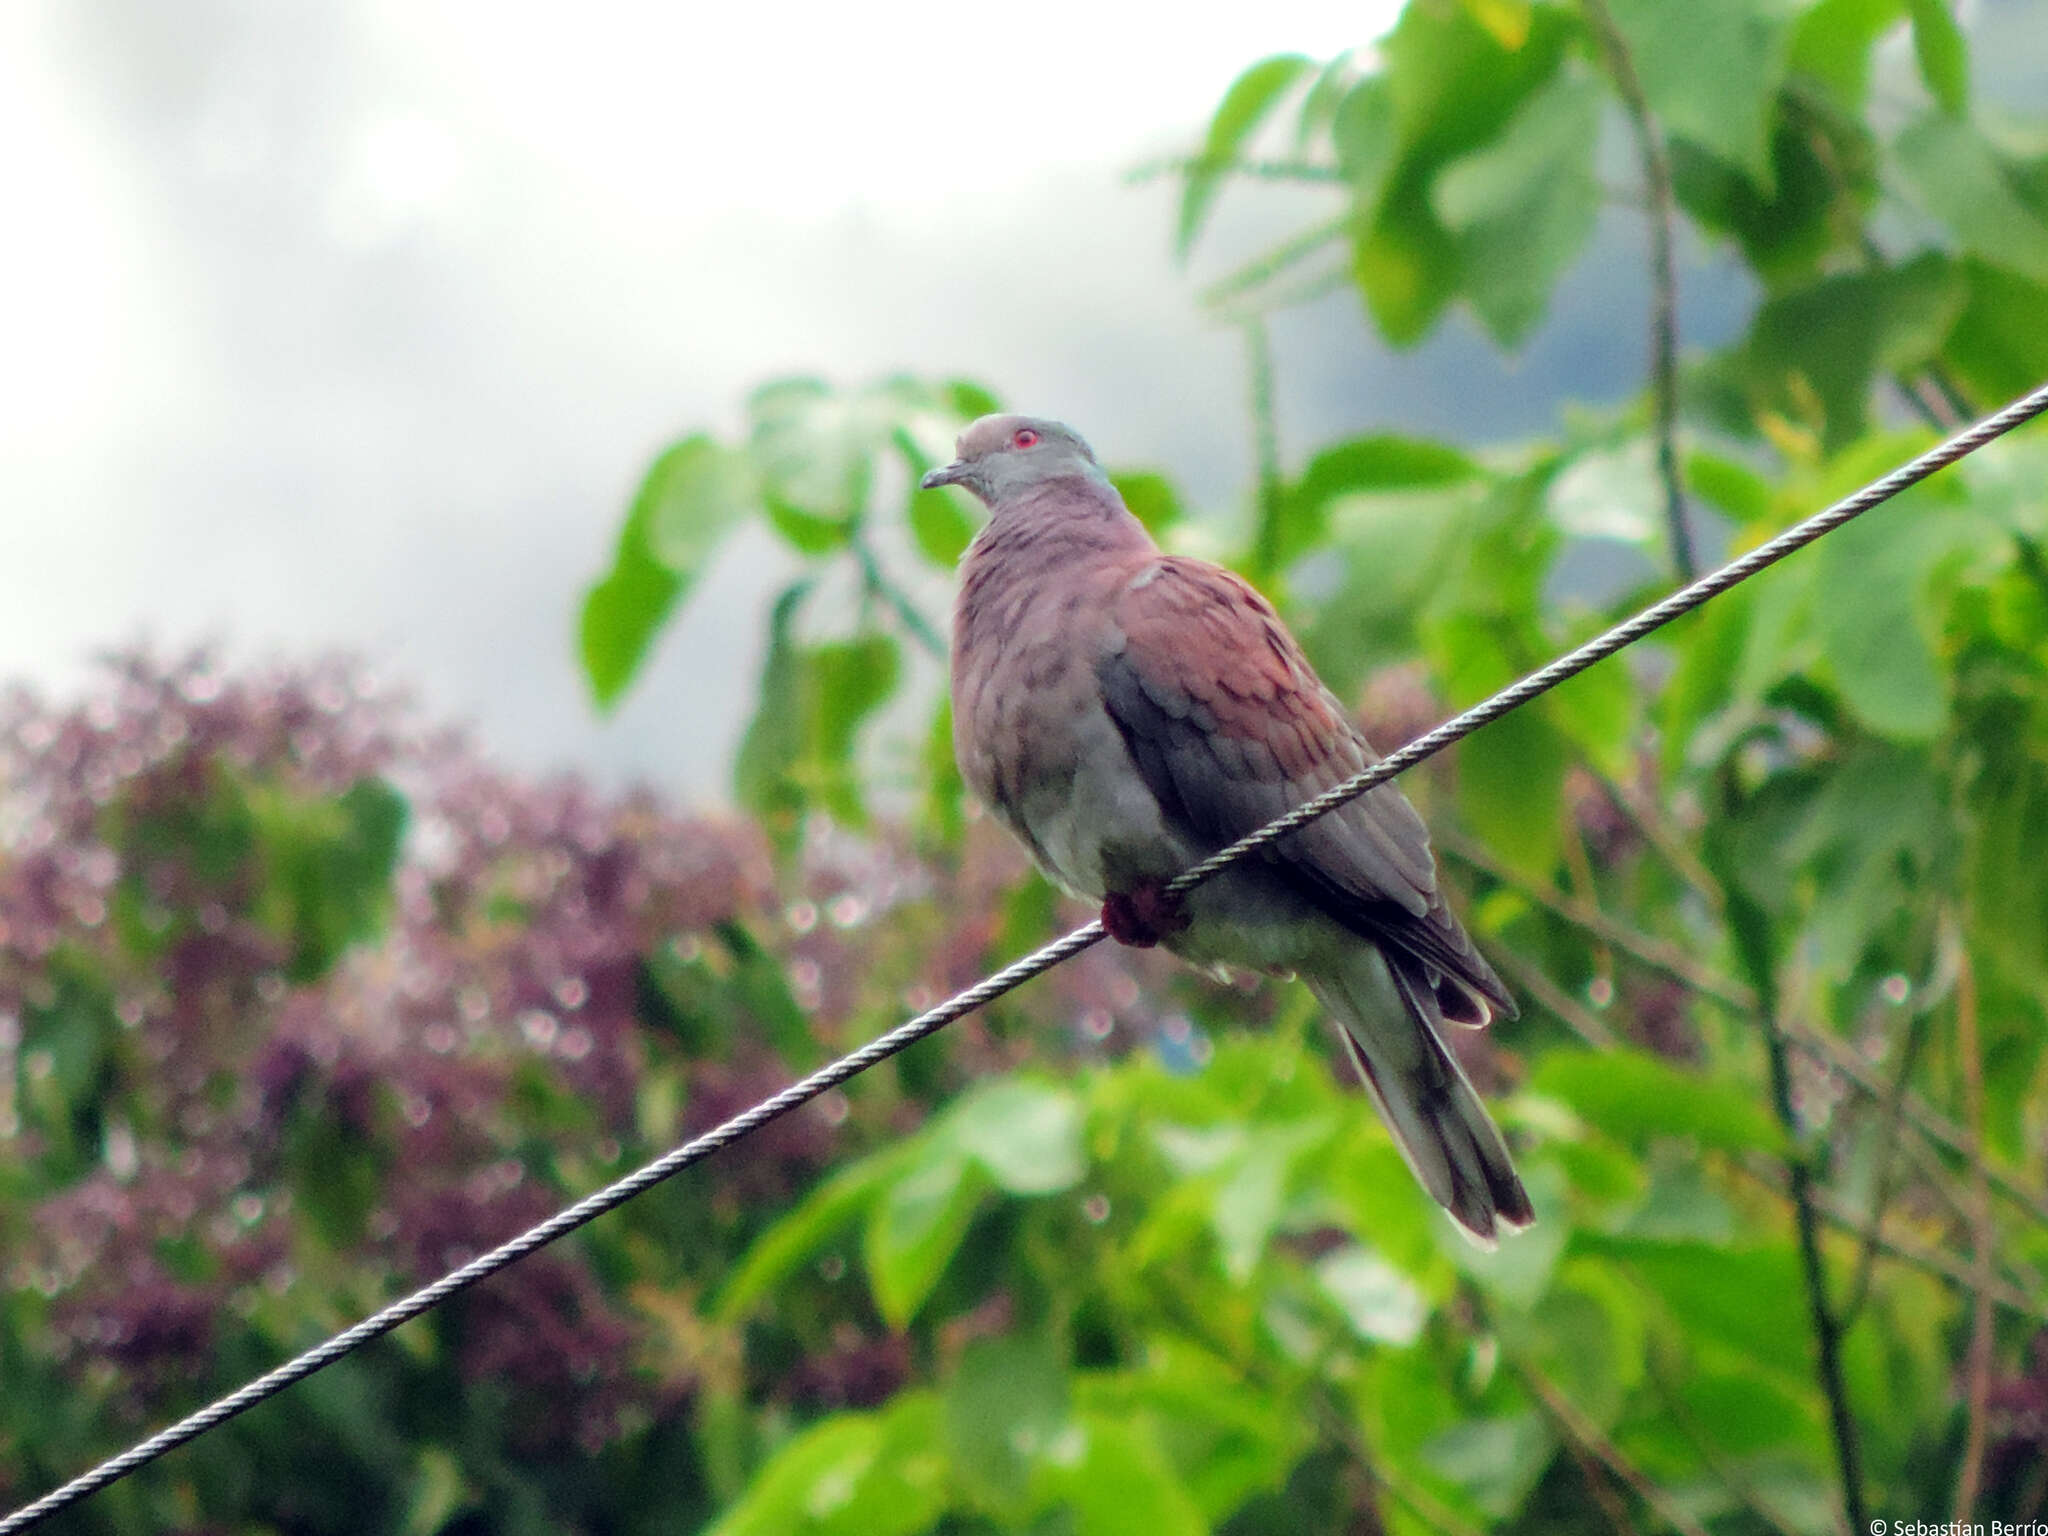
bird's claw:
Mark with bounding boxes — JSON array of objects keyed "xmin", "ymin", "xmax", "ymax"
[{"xmin": 1101, "ymin": 882, "xmax": 1188, "ymax": 948}]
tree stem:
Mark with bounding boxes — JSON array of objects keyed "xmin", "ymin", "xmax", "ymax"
[
  {"xmin": 1757, "ymin": 981, "xmax": 1868, "ymax": 1535},
  {"xmin": 1244, "ymin": 317, "xmax": 1286, "ymax": 583},
  {"xmin": 1583, "ymin": 0, "xmax": 1695, "ymax": 581}
]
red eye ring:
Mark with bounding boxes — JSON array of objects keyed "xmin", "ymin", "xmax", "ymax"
[{"xmin": 1013, "ymin": 427, "xmax": 1039, "ymax": 449}]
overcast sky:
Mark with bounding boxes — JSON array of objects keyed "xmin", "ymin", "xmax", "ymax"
[{"xmin": 2, "ymin": 0, "xmax": 1747, "ymax": 802}]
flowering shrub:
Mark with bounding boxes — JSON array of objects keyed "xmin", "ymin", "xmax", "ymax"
[{"xmin": 0, "ymin": 652, "xmax": 1068, "ymax": 1528}]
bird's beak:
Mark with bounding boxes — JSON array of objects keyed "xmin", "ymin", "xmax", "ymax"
[{"xmin": 921, "ymin": 460, "xmax": 969, "ymax": 491}]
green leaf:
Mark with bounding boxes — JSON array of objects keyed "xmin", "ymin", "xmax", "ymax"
[
  {"xmin": 765, "ymin": 499, "xmax": 859, "ymax": 556},
  {"xmin": 1666, "ymin": 1362, "xmax": 1830, "ymax": 1462},
  {"xmin": 1579, "ymin": 1237, "xmax": 1812, "ymax": 1378},
  {"xmin": 807, "ymin": 634, "xmax": 902, "ymax": 825},
  {"xmin": 733, "ymin": 583, "xmax": 812, "ymax": 824},
  {"xmin": 1531, "ymin": 1046, "xmax": 1787, "ymax": 1155},
  {"xmin": 1906, "ymin": 0, "xmax": 1969, "ymax": 115},
  {"xmin": 713, "ymin": 1153, "xmax": 905, "ymax": 1324},
  {"xmin": 943, "ymin": 1334, "xmax": 1069, "ymax": 1512},
  {"xmin": 1301, "ymin": 486, "xmax": 1468, "ymax": 696},
  {"xmin": 1944, "ymin": 259, "xmax": 2048, "ymax": 404},
  {"xmin": 1433, "ymin": 69, "xmax": 1601, "ymax": 346},
  {"xmin": 1545, "ymin": 658, "xmax": 1636, "ymax": 781},
  {"xmin": 1354, "ymin": 174, "xmax": 1462, "ymax": 346},
  {"xmin": 1668, "ymin": 108, "xmax": 1871, "ymax": 288},
  {"xmin": 919, "ymin": 694, "xmax": 968, "ymax": 848},
  {"xmin": 1685, "ymin": 450, "xmax": 1774, "ymax": 522},
  {"xmin": 1457, "ymin": 0, "xmax": 1534, "ymax": 49},
  {"xmin": 1599, "ymin": 0, "xmax": 1798, "ymax": 185},
  {"xmin": 1349, "ymin": 2, "xmax": 1573, "ymax": 346},
  {"xmin": 897, "ymin": 429, "xmax": 977, "ymax": 568},
  {"xmin": 1331, "ymin": 1136, "xmax": 1446, "ymax": 1286},
  {"xmin": 1789, "ymin": 0, "xmax": 1905, "ymax": 114},
  {"xmin": 863, "ymin": 1131, "xmax": 984, "ymax": 1328},
  {"xmin": 1382, "ymin": 0, "xmax": 1572, "ymax": 170},
  {"xmin": 1298, "ymin": 435, "xmax": 1479, "ymax": 503},
  {"xmin": 1074, "ymin": 1347, "xmax": 1303, "ymax": 1520},
  {"xmin": 251, "ymin": 776, "xmax": 409, "ymax": 981},
  {"xmin": 1744, "ymin": 253, "xmax": 1966, "ymax": 450},
  {"xmin": 905, "ymin": 493, "xmax": 973, "ymax": 568},
  {"xmin": 1108, "ymin": 471, "xmax": 1184, "ymax": 537},
  {"xmin": 1284, "ymin": 435, "xmax": 1477, "ymax": 566},
  {"xmin": 1296, "ymin": 52, "xmax": 1359, "ymax": 152},
  {"xmin": 1781, "ymin": 742, "xmax": 1950, "ymax": 976},
  {"xmin": 1178, "ymin": 55, "xmax": 1315, "ymax": 260},
  {"xmin": 1455, "ymin": 706, "xmax": 1568, "ymax": 881},
  {"xmin": 1967, "ymin": 729, "xmax": 2048, "ymax": 991},
  {"xmin": 1316, "ymin": 1243, "xmax": 1427, "ymax": 1345},
  {"xmin": 580, "ymin": 434, "xmax": 755, "ymax": 708},
  {"xmin": 1509, "ymin": 1266, "xmax": 1648, "ymax": 1432},
  {"xmin": 1032, "ymin": 1413, "xmax": 1207, "ymax": 1536},
  {"xmin": 945, "ymin": 379, "xmax": 1002, "ymax": 420},
  {"xmin": 1332, "ymin": 75, "xmax": 1398, "ymax": 203},
  {"xmin": 1893, "ymin": 114, "xmax": 2048, "ymax": 285},
  {"xmin": 749, "ymin": 377, "xmax": 875, "ymax": 530},
  {"xmin": 580, "ymin": 561, "xmax": 678, "ymax": 712},
  {"xmin": 951, "ymin": 1078, "xmax": 1085, "ymax": 1195},
  {"xmin": 1212, "ymin": 1119, "xmax": 1333, "ymax": 1282},
  {"xmin": 1419, "ymin": 1412, "xmax": 1555, "ymax": 1520},
  {"xmin": 706, "ymin": 1395, "xmax": 947, "ymax": 1536},
  {"xmin": 1809, "ymin": 471, "xmax": 1975, "ymax": 739},
  {"xmin": 737, "ymin": 605, "xmax": 903, "ymax": 829}
]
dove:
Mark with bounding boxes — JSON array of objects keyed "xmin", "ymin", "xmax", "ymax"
[{"xmin": 926, "ymin": 413, "xmax": 1532, "ymax": 1243}]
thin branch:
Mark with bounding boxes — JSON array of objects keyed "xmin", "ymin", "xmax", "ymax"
[
  {"xmin": 1950, "ymin": 925, "xmax": 1993, "ymax": 1524},
  {"xmin": 851, "ymin": 534, "xmax": 947, "ymax": 662},
  {"xmin": 1154, "ymin": 1278, "xmax": 1484, "ymax": 1536},
  {"xmin": 1751, "ymin": 957, "xmax": 1868, "ymax": 1535},
  {"xmin": 1517, "ymin": 1358, "xmax": 1713, "ymax": 1536},
  {"xmin": 1374, "ymin": 1459, "xmax": 1490, "ymax": 1536},
  {"xmin": 1642, "ymin": 1348, "xmax": 1812, "ymax": 1536},
  {"xmin": 1495, "ymin": 945, "xmax": 1620, "ymax": 1048},
  {"xmin": 1126, "ymin": 154, "xmax": 1347, "ymax": 187},
  {"xmin": 1200, "ymin": 213, "xmax": 1350, "ymax": 310},
  {"xmin": 1896, "ymin": 373, "xmax": 1960, "ymax": 433},
  {"xmin": 1210, "ymin": 264, "xmax": 1353, "ymax": 328},
  {"xmin": 1838, "ymin": 1000, "xmax": 1934, "ymax": 1328},
  {"xmin": 1560, "ymin": 818, "xmax": 1617, "ymax": 990},
  {"xmin": 1738, "ymin": 1155, "xmax": 2048, "ymax": 1323},
  {"xmin": 1597, "ymin": 771, "xmax": 1723, "ymax": 914},
  {"xmin": 1503, "ymin": 895, "xmax": 2043, "ymax": 1320},
  {"xmin": 1802, "ymin": 1022, "xmax": 2048, "ymax": 1231},
  {"xmin": 1582, "ymin": 0, "xmax": 1694, "ymax": 581},
  {"xmin": 1441, "ymin": 832, "xmax": 1748, "ymax": 1009},
  {"xmin": 1446, "ymin": 833, "xmax": 2048, "ymax": 1229},
  {"xmin": 1924, "ymin": 360, "xmax": 1978, "ymax": 424},
  {"xmin": 1896, "ymin": 1134, "xmax": 2048, "ymax": 1303},
  {"xmin": 1560, "ymin": 1433, "xmax": 1649, "ymax": 1536},
  {"xmin": 1244, "ymin": 317, "xmax": 1286, "ymax": 583}
]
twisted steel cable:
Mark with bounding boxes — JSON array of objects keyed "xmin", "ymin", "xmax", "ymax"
[{"xmin": 7, "ymin": 379, "xmax": 2046, "ymax": 1534}]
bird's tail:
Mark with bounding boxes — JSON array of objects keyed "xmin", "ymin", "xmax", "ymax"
[{"xmin": 1306, "ymin": 949, "xmax": 1533, "ymax": 1246}]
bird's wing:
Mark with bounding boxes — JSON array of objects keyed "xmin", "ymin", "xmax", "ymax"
[{"xmin": 1097, "ymin": 555, "xmax": 1514, "ymax": 1023}]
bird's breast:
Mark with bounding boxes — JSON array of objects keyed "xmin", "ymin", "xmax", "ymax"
[{"xmin": 952, "ymin": 568, "xmax": 1189, "ymax": 900}]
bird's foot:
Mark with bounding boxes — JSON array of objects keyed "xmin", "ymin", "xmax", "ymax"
[{"xmin": 1101, "ymin": 882, "xmax": 1188, "ymax": 949}]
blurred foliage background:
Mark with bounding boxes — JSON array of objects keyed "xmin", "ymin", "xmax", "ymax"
[{"xmin": 9, "ymin": 0, "xmax": 2048, "ymax": 1532}]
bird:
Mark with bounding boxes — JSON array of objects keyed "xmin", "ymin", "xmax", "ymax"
[{"xmin": 925, "ymin": 413, "xmax": 1533, "ymax": 1244}]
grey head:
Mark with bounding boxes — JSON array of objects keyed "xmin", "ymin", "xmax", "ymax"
[{"xmin": 920, "ymin": 414, "xmax": 1108, "ymax": 506}]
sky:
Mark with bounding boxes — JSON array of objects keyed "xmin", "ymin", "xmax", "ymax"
[{"xmin": 0, "ymin": 0, "xmax": 1745, "ymax": 804}]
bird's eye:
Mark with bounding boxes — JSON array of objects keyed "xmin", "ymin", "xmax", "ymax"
[{"xmin": 1013, "ymin": 427, "xmax": 1040, "ymax": 449}]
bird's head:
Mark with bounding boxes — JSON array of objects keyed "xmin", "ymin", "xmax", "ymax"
[{"xmin": 920, "ymin": 414, "xmax": 1105, "ymax": 506}]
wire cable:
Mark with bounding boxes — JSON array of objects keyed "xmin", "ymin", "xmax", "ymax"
[{"xmin": 6, "ymin": 379, "xmax": 2047, "ymax": 1534}]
